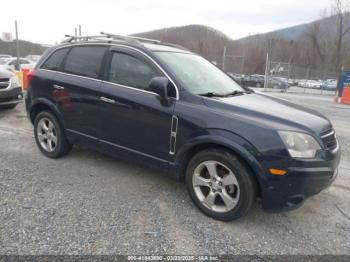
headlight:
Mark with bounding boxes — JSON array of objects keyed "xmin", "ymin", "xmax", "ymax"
[
  {"xmin": 10, "ymin": 76, "xmax": 20, "ymax": 88},
  {"xmin": 278, "ymin": 131, "xmax": 321, "ymax": 158}
]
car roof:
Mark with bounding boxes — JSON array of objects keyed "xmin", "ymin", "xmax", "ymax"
[{"xmin": 142, "ymin": 43, "xmax": 190, "ymax": 53}]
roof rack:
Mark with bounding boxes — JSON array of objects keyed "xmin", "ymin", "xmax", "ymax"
[
  {"xmin": 61, "ymin": 33, "xmax": 156, "ymax": 45},
  {"xmin": 62, "ymin": 35, "xmax": 107, "ymax": 43},
  {"xmin": 100, "ymin": 32, "xmax": 161, "ymax": 44},
  {"xmin": 61, "ymin": 33, "xmax": 188, "ymax": 51}
]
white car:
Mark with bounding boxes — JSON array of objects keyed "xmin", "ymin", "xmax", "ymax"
[
  {"xmin": 0, "ymin": 57, "xmax": 35, "ymax": 71},
  {"xmin": 322, "ymin": 79, "xmax": 337, "ymax": 90},
  {"xmin": 25, "ymin": 55, "xmax": 41, "ymax": 64},
  {"xmin": 0, "ymin": 54, "xmax": 12, "ymax": 59},
  {"xmin": 298, "ymin": 80, "xmax": 308, "ymax": 88},
  {"xmin": 306, "ymin": 80, "xmax": 322, "ymax": 89}
]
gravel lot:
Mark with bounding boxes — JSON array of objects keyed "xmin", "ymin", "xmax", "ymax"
[{"xmin": 0, "ymin": 93, "xmax": 349, "ymax": 255}]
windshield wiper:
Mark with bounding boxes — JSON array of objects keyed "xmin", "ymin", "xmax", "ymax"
[
  {"xmin": 198, "ymin": 92, "xmax": 225, "ymax": 97},
  {"xmin": 222, "ymin": 90, "xmax": 248, "ymax": 97},
  {"xmin": 199, "ymin": 90, "xmax": 252, "ymax": 98}
]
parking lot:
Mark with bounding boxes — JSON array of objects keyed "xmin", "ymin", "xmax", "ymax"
[
  {"xmin": 264, "ymin": 86, "xmax": 337, "ymax": 96},
  {"xmin": 0, "ymin": 92, "xmax": 349, "ymax": 255}
]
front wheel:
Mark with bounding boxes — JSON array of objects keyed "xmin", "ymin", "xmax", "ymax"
[
  {"xmin": 185, "ymin": 149, "xmax": 256, "ymax": 221},
  {"xmin": 34, "ymin": 111, "xmax": 72, "ymax": 158}
]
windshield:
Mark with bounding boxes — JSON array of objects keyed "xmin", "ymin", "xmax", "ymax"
[
  {"xmin": 0, "ymin": 58, "xmax": 8, "ymax": 65},
  {"xmin": 154, "ymin": 52, "xmax": 244, "ymax": 95}
]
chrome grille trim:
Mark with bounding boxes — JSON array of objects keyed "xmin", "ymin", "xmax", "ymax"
[
  {"xmin": 321, "ymin": 129, "xmax": 338, "ymax": 152},
  {"xmin": 321, "ymin": 130, "xmax": 335, "ymax": 139}
]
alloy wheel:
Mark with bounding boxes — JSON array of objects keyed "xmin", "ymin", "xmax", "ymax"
[
  {"xmin": 37, "ymin": 118, "xmax": 58, "ymax": 152},
  {"xmin": 192, "ymin": 161, "xmax": 240, "ymax": 213}
]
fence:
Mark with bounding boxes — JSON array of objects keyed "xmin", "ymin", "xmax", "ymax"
[
  {"xmin": 263, "ymin": 59, "xmax": 338, "ymax": 95},
  {"xmin": 208, "ymin": 48, "xmax": 338, "ymax": 95}
]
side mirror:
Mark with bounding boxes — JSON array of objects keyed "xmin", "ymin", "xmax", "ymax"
[{"xmin": 148, "ymin": 77, "xmax": 170, "ymax": 103}]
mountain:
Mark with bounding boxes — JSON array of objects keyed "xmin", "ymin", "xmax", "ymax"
[
  {"xmin": 137, "ymin": 14, "xmax": 350, "ymax": 46},
  {"xmin": 135, "ymin": 24, "xmax": 237, "ymax": 64},
  {"xmin": 136, "ymin": 15, "xmax": 350, "ymax": 74},
  {"xmin": 136, "ymin": 24, "xmax": 232, "ymax": 43},
  {"xmin": 0, "ymin": 39, "xmax": 46, "ymax": 57},
  {"xmin": 240, "ymin": 13, "xmax": 350, "ymax": 42}
]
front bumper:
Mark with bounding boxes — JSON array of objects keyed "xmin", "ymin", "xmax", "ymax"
[
  {"xmin": 0, "ymin": 86, "xmax": 23, "ymax": 106},
  {"xmin": 261, "ymin": 147, "xmax": 341, "ymax": 212}
]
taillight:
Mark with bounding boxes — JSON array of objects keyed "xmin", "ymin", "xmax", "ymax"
[
  {"xmin": 27, "ymin": 69, "xmax": 36, "ymax": 84},
  {"xmin": 24, "ymin": 69, "xmax": 36, "ymax": 90}
]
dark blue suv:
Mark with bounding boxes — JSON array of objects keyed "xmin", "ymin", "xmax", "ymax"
[{"xmin": 25, "ymin": 34, "xmax": 340, "ymax": 221}]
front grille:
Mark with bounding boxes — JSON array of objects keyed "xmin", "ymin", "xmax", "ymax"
[
  {"xmin": 0, "ymin": 78, "xmax": 10, "ymax": 89},
  {"xmin": 321, "ymin": 129, "xmax": 337, "ymax": 151},
  {"xmin": 0, "ymin": 96, "xmax": 16, "ymax": 103}
]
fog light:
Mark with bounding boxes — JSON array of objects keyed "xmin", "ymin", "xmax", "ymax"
[
  {"xmin": 269, "ymin": 168, "xmax": 287, "ymax": 176},
  {"xmin": 18, "ymin": 94, "xmax": 23, "ymax": 99}
]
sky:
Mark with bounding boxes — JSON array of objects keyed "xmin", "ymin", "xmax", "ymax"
[{"xmin": 0, "ymin": 0, "xmax": 332, "ymax": 45}]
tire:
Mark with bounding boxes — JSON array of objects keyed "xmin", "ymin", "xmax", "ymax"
[
  {"xmin": 255, "ymin": 83, "xmax": 262, "ymax": 88},
  {"xmin": 34, "ymin": 110, "xmax": 72, "ymax": 158},
  {"xmin": 185, "ymin": 149, "xmax": 256, "ymax": 221}
]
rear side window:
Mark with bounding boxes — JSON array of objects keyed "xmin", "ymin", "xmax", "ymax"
[
  {"xmin": 64, "ymin": 46, "xmax": 106, "ymax": 78},
  {"xmin": 41, "ymin": 48, "xmax": 69, "ymax": 71},
  {"xmin": 108, "ymin": 52, "xmax": 160, "ymax": 90}
]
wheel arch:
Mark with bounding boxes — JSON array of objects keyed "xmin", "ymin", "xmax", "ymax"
[
  {"xmin": 174, "ymin": 131, "xmax": 266, "ymax": 196},
  {"xmin": 30, "ymin": 98, "xmax": 65, "ymax": 127}
]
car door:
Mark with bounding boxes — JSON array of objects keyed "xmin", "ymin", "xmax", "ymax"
[
  {"xmin": 98, "ymin": 46, "xmax": 176, "ymax": 165},
  {"xmin": 52, "ymin": 45, "xmax": 107, "ymax": 140}
]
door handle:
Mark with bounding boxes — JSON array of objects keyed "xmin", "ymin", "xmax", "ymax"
[
  {"xmin": 99, "ymin": 96, "xmax": 115, "ymax": 104},
  {"xmin": 53, "ymin": 84, "xmax": 65, "ymax": 90}
]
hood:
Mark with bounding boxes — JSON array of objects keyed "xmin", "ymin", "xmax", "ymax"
[
  {"xmin": 202, "ymin": 93, "xmax": 331, "ymax": 135},
  {"xmin": 0, "ymin": 69, "xmax": 14, "ymax": 78}
]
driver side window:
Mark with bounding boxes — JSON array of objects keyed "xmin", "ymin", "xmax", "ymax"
[{"xmin": 108, "ymin": 52, "xmax": 160, "ymax": 90}]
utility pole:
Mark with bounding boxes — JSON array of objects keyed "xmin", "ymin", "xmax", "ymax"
[
  {"xmin": 15, "ymin": 20, "xmax": 20, "ymax": 71},
  {"xmin": 222, "ymin": 46, "xmax": 227, "ymax": 71},
  {"xmin": 240, "ymin": 44, "xmax": 246, "ymax": 74},
  {"xmin": 287, "ymin": 59, "xmax": 291, "ymax": 79},
  {"xmin": 79, "ymin": 25, "xmax": 82, "ymax": 36},
  {"xmin": 264, "ymin": 53, "xmax": 269, "ymax": 91},
  {"xmin": 240, "ymin": 56, "xmax": 245, "ymax": 75}
]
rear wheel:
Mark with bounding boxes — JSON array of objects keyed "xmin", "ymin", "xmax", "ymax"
[
  {"xmin": 185, "ymin": 149, "xmax": 256, "ymax": 221},
  {"xmin": 34, "ymin": 111, "xmax": 72, "ymax": 158}
]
